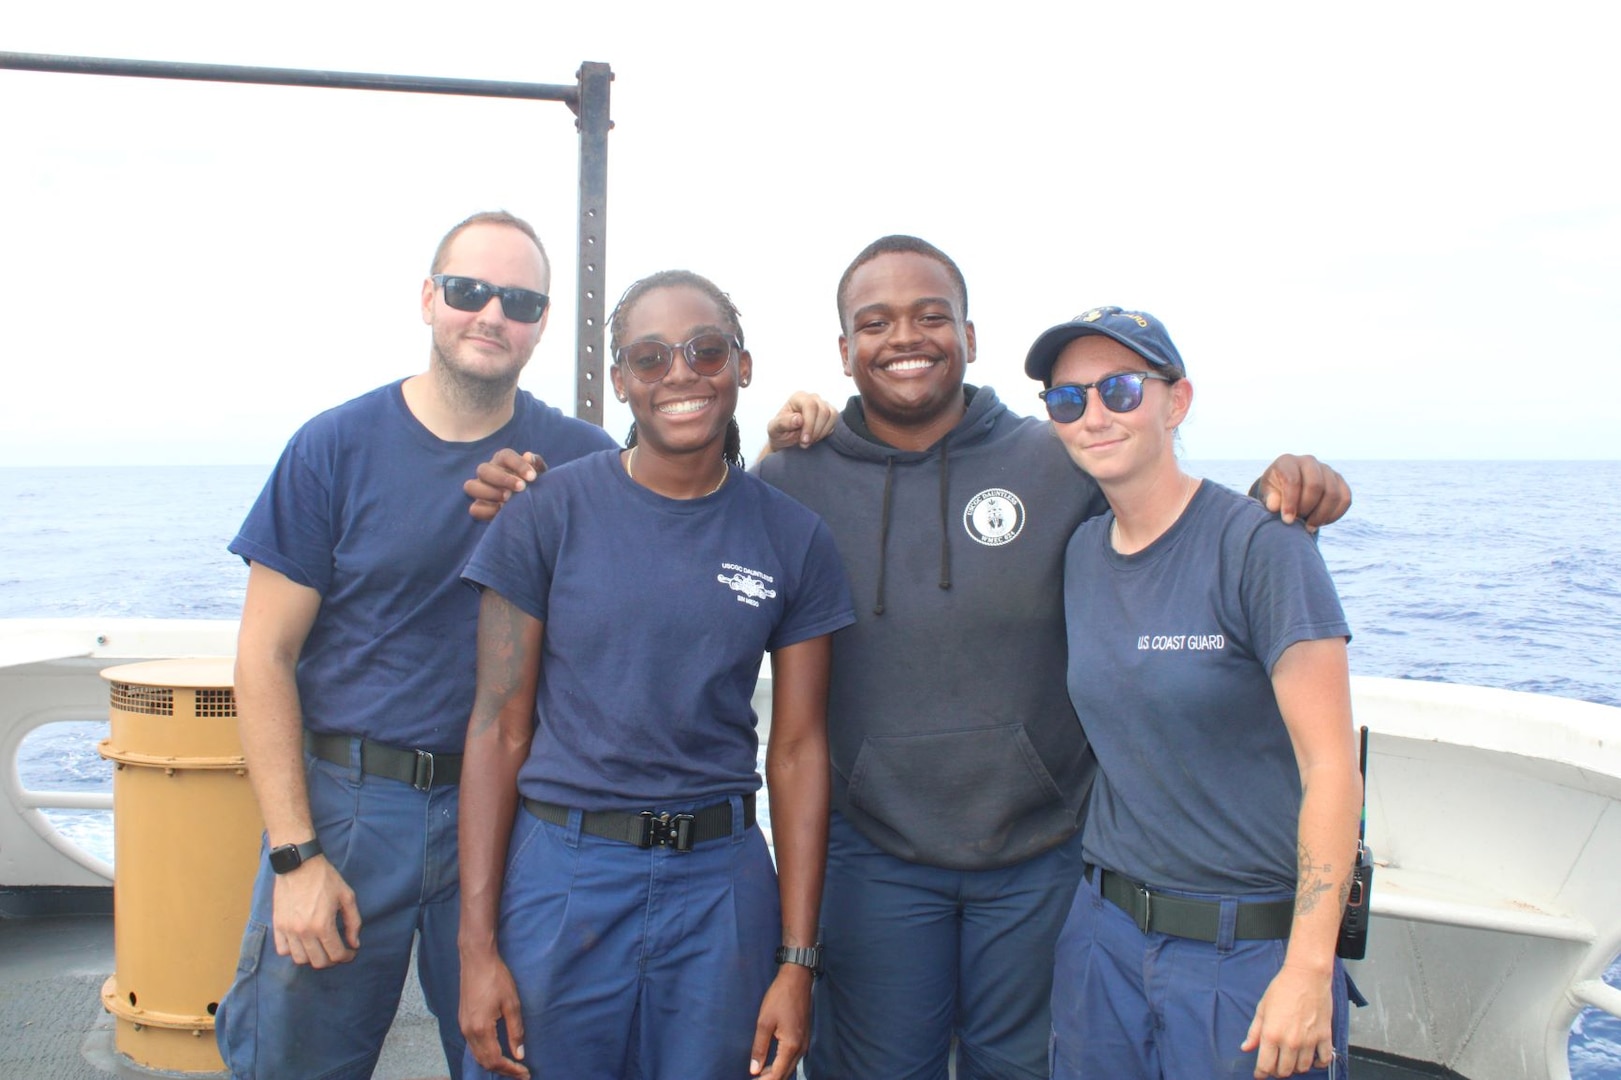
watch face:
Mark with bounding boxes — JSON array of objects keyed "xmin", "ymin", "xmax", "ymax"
[{"xmin": 269, "ymin": 838, "xmax": 320, "ymax": 874}]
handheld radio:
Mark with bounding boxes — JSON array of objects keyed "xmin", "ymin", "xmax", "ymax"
[{"xmin": 1336, "ymin": 724, "xmax": 1374, "ymax": 960}]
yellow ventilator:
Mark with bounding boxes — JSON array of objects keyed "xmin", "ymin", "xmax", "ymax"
[{"xmin": 97, "ymin": 657, "xmax": 260, "ymax": 1074}]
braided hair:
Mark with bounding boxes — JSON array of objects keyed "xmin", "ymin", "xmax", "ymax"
[{"xmin": 611, "ymin": 270, "xmax": 746, "ymax": 469}]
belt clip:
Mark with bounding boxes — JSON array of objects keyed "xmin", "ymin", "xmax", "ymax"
[
  {"xmin": 412, "ymin": 750, "xmax": 436, "ymax": 792},
  {"xmin": 1134, "ymin": 882, "xmax": 1153, "ymax": 933},
  {"xmin": 636, "ymin": 811, "xmax": 697, "ymax": 852}
]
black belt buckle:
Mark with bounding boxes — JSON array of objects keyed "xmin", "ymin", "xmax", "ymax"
[
  {"xmin": 412, "ymin": 750, "xmax": 436, "ymax": 792},
  {"xmin": 1134, "ymin": 881, "xmax": 1153, "ymax": 933},
  {"xmin": 636, "ymin": 811, "xmax": 697, "ymax": 852}
]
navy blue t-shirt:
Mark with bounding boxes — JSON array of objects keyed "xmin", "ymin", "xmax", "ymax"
[
  {"xmin": 463, "ymin": 449, "xmax": 856, "ymax": 810},
  {"xmin": 231, "ymin": 381, "xmax": 615, "ymax": 752},
  {"xmin": 1064, "ymin": 481, "xmax": 1350, "ymax": 895}
]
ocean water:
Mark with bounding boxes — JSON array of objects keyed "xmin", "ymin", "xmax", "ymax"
[{"xmin": 5, "ymin": 460, "xmax": 1621, "ymax": 1073}]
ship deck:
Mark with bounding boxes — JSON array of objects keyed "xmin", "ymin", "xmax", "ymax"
[
  {"xmin": 1, "ymin": 902, "xmax": 451, "ymax": 1080},
  {"xmin": 3, "ymin": 901, "xmax": 1462, "ymax": 1080}
]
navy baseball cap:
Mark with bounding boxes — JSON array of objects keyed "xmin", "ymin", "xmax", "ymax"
[{"xmin": 1023, "ymin": 306, "xmax": 1186, "ymax": 386}]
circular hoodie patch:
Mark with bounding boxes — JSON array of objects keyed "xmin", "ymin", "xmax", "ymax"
[{"xmin": 962, "ymin": 488, "xmax": 1025, "ymax": 546}]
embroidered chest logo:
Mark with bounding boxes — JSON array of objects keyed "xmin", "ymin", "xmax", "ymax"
[
  {"xmin": 962, "ymin": 488, "xmax": 1026, "ymax": 547},
  {"xmin": 717, "ymin": 563, "xmax": 778, "ymax": 608}
]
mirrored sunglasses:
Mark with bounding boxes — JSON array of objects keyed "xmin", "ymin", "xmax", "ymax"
[
  {"xmin": 616, "ymin": 333, "xmax": 738, "ymax": 384},
  {"xmin": 1038, "ymin": 371, "xmax": 1174, "ymax": 424},
  {"xmin": 431, "ymin": 274, "xmax": 549, "ymax": 323}
]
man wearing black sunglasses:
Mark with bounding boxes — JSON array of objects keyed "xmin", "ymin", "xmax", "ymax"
[
  {"xmin": 749, "ymin": 236, "xmax": 1352, "ymax": 1080},
  {"xmin": 216, "ymin": 211, "xmax": 615, "ymax": 1080}
]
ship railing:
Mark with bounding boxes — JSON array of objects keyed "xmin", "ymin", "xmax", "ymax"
[
  {"xmin": 0, "ymin": 618, "xmax": 239, "ymax": 889},
  {"xmin": 1351, "ymin": 675, "xmax": 1621, "ymax": 1079}
]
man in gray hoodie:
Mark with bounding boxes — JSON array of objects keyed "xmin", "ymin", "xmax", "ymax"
[{"xmin": 755, "ymin": 235, "xmax": 1350, "ymax": 1080}]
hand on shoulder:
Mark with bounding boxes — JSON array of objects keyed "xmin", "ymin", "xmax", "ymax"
[{"xmin": 466, "ymin": 450, "xmax": 547, "ymax": 521}]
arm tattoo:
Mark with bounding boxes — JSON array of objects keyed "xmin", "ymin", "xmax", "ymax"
[
  {"xmin": 470, "ymin": 592, "xmax": 531, "ymax": 736},
  {"xmin": 1294, "ymin": 839, "xmax": 1337, "ymax": 917}
]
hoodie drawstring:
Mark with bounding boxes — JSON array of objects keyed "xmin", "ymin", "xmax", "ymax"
[
  {"xmin": 873, "ymin": 441, "xmax": 953, "ymax": 616},
  {"xmin": 874, "ymin": 456, "xmax": 895, "ymax": 615},
  {"xmin": 937, "ymin": 437, "xmax": 952, "ymax": 591}
]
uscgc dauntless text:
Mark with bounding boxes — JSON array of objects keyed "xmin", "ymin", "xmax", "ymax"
[{"xmin": 716, "ymin": 563, "xmax": 777, "ymax": 607}]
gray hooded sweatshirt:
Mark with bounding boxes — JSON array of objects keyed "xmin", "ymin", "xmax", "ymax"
[{"xmin": 757, "ymin": 385, "xmax": 1107, "ymax": 870}]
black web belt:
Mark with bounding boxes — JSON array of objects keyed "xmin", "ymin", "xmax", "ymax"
[
  {"xmin": 522, "ymin": 794, "xmax": 754, "ymax": 853},
  {"xmin": 304, "ymin": 732, "xmax": 463, "ymax": 791},
  {"xmin": 1089, "ymin": 865, "xmax": 1294, "ymax": 942}
]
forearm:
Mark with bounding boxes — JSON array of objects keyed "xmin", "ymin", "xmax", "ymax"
[
  {"xmin": 765, "ymin": 732, "xmax": 829, "ymax": 950},
  {"xmin": 764, "ymin": 636, "xmax": 833, "ymax": 951},
  {"xmin": 235, "ymin": 648, "xmax": 316, "ymax": 846},
  {"xmin": 1269, "ymin": 636, "xmax": 1360, "ymax": 970},
  {"xmin": 1284, "ymin": 764, "xmax": 1361, "ymax": 972},
  {"xmin": 457, "ymin": 706, "xmax": 530, "ymax": 955}
]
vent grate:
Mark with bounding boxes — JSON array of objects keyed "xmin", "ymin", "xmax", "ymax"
[
  {"xmin": 110, "ymin": 683, "xmax": 174, "ymax": 716},
  {"xmin": 195, "ymin": 688, "xmax": 237, "ymax": 718}
]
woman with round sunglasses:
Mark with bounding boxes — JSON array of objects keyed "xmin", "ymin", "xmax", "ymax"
[
  {"xmin": 1024, "ymin": 307, "xmax": 1361, "ymax": 1079},
  {"xmin": 456, "ymin": 270, "xmax": 854, "ymax": 1080}
]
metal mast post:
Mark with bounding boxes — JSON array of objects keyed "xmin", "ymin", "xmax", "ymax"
[{"xmin": 0, "ymin": 50, "xmax": 613, "ymax": 424}]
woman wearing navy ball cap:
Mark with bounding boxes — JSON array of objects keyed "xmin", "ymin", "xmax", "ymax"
[{"xmin": 1028, "ymin": 307, "xmax": 1362, "ymax": 1079}]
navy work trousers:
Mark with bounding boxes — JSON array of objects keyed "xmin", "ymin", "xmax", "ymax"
[
  {"xmin": 808, "ymin": 810, "xmax": 1085, "ymax": 1080},
  {"xmin": 216, "ymin": 742, "xmax": 464, "ymax": 1080}
]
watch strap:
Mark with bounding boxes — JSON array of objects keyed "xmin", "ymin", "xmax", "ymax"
[
  {"xmin": 269, "ymin": 837, "xmax": 323, "ymax": 874},
  {"xmin": 775, "ymin": 945, "xmax": 822, "ymax": 972}
]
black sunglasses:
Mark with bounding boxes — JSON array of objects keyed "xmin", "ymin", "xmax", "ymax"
[
  {"xmin": 1038, "ymin": 371, "xmax": 1174, "ymax": 424},
  {"xmin": 615, "ymin": 333, "xmax": 739, "ymax": 384},
  {"xmin": 431, "ymin": 275, "xmax": 549, "ymax": 323}
]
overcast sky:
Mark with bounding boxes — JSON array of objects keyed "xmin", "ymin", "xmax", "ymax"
[{"xmin": 3, "ymin": 1, "xmax": 1617, "ymax": 467}]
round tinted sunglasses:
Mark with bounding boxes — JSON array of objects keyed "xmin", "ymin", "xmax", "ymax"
[
  {"xmin": 1038, "ymin": 371, "xmax": 1174, "ymax": 423},
  {"xmin": 431, "ymin": 274, "xmax": 550, "ymax": 323},
  {"xmin": 615, "ymin": 333, "xmax": 739, "ymax": 384}
]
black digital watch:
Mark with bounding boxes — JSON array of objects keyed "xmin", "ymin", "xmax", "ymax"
[{"xmin": 268, "ymin": 837, "xmax": 324, "ymax": 875}]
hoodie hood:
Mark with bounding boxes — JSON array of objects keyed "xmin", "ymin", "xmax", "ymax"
[{"xmin": 828, "ymin": 384, "xmax": 1004, "ymax": 462}]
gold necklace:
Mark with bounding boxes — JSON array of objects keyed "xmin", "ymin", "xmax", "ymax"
[{"xmin": 626, "ymin": 446, "xmax": 728, "ymax": 497}]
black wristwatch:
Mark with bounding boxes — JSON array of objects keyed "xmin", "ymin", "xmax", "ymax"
[
  {"xmin": 269, "ymin": 837, "xmax": 324, "ymax": 875},
  {"xmin": 775, "ymin": 945, "xmax": 822, "ymax": 974}
]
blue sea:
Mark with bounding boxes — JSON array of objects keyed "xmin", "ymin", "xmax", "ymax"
[{"xmin": 4, "ymin": 460, "xmax": 1621, "ymax": 1074}]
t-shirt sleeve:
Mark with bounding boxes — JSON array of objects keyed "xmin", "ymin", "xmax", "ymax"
[
  {"xmin": 1238, "ymin": 518, "xmax": 1351, "ymax": 673},
  {"xmin": 228, "ymin": 433, "xmax": 334, "ymax": 594},
  {"xmin": 460, "ymin": 483, "xmax": 558, "ymax": 625},
  {"xmin": 768, "ymin": 517, "xmax": 856, "ymax": 652}
]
